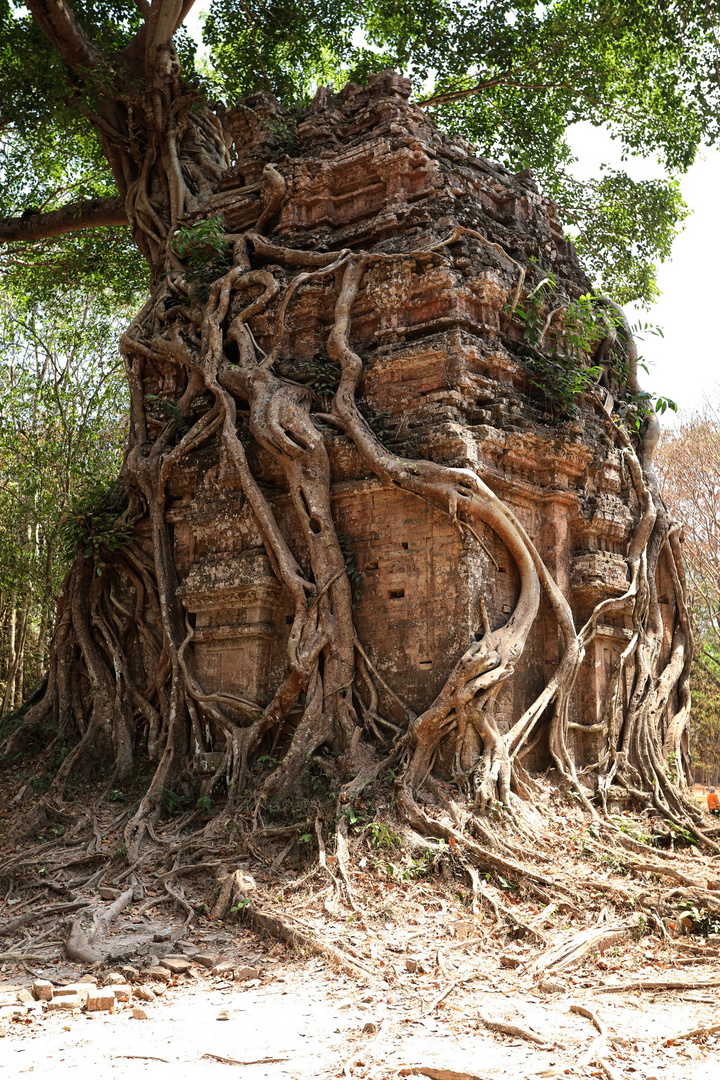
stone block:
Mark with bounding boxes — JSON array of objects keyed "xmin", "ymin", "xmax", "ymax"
[
  {"xmin": 53, "ymin": 984, "xmax": 91, "ymax": 1000},
  {"xmin": 159, "ymin": 957, "xmax": 190, "ymax": 974},
  {"xmin": 147, "ymin": 966, "xmax": 171, "ymax": 982},
  {"xmin": 48, "ymin": 995, "xmax": 83, "ymax": 1011},
  {"xmin": 210, "ymin": 960, "xmax": 234, "ymax": 976},
  {"xmin": 31, "ymin": 980, "xmax": 53, "ymax": 1002},
  {"xmin": 102, "ymin": 972, "xmax": 126, "ymax": 986},
  {"xmin": 194, "ymin": 952, "xmax": 217, "ymax": 968},
  {"xmin": 132, "ymin": 1007, "xmax": 148, "ymax": 1020},
  {"xmin": 234, "ymin": 966, "xmax": 261, "ymax": 981},
  {"xmin": 86, "ymin": 992, "xmax": 116, "ymax": 1013},
  {"xmin": 133, "ymin": 986, "xmax": 154, "ymax": 1002},
  {"xmin": 111, "ymin": 984, "xmax": 131, "ymax": 1001}
]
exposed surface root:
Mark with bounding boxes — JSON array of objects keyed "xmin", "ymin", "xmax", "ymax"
[{"xmin": 0, "ymin": 82, "xmax": 706, "ymax": 969}]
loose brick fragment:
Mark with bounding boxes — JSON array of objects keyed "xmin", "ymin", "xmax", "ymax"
[
  {"xmin": 194, "ymin": 953, "xmax": 217, "ymax": 968},
  {"xmin": 48, "ymin": 995, "xmax": 83, "ymax": 1011},
  {"xmin": 234, "ymin": 966, "xmax": 261, "ymax": 981},
  {"xmin": 86, "ymin": 992, "xmax": 116, "ymax": 1013},
  {"xmin": 210, "ymin": 960, "xmax": 234, "ymax": 976},
  {"xmin": 54, "ymin": 984, "xmax": 91, "ymax": 1000},
  {"xmin": 102, "ymin": 972, "xmax": 126, "ymax": 986},
  {"xmin": 159, "ymin": 957, "xmax": 190, "ymax": 974},
  {"xmin": 31, "ymin": 980, "xmax": 53, "ymax": 1002},
  {"xmin": 147, "ymin": 966, "xmax": 171, "ymax": 982}
]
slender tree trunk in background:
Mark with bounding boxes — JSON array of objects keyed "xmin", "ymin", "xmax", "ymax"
[
  {"xmin": 12, "ymin": 600, "xmax": 30, "ymax": 708},
  {"xmin": 1, "ymin": 593, "xmax": 18, "ymax": 715}
]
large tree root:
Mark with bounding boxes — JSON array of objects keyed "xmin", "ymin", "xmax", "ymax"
[{"xmin": 0, "ymin": 158, "xmax": 706, "ymax": 962}]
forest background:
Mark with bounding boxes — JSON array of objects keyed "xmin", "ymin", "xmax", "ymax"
[{"xmin": 2, "ymin": 0, "xmax": 720, "ymax": 780}]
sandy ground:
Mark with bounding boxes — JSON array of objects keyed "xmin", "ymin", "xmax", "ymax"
[{"xmin": 2, "ymin": 928, "xmax": 720, "ymax": 1080}]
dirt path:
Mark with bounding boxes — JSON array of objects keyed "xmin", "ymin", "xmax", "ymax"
[{"xmin": 2, "ymin": 927, "xmax": 719, "ymax": 1080}]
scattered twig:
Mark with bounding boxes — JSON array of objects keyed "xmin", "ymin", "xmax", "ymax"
[
  {"xmin": 531, "ymin": 915, "xmax": 640, "ymax": 973},
  {"xmin": 597, "ymin": 977, "xmax": 720, "ymax": 992},
  {"xmin": 478, "ymin": 1011, "xmax": 554, "ymax": 1046},
  {"xmin": 0, "ymin": 899, "xmax": 91, "ymax": 936},
  {"xmin": 662, "ymin": 1021, "xmax": 720, "ymax": 1045},
  {"xmin": 115, "ymin": 1056, "xmax": 170, "ymax": 1063},
  {"xmin": 248, "ymin": 904, "xmax": 376, "ymax": 982},
  {"xmin": 397, "ymin": 1068, "xmax": 483, "ymax": 1080},
  {"xmin": 202, "ymin": 1053, "xmax": 289, "ymax": 1065},
  {"xmin": 570, "ymin": 1003, "xmax": 621, "ymax": 1080}
]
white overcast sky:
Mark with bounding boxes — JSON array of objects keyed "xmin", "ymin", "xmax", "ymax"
[
  {"xmin": 567, "ymin": 123, "xmax": 720, "ymax": 425},
  {"xmin": 182, "ymin": 12, "xmax": 718, "ymax": 424}
]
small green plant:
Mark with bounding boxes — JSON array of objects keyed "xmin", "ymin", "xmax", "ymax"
[
  {"xmin": 109, "ymin": 789, "xmax": 126, "ymax": 802},
  {"xmin": 196, "ymin": 795, "xmax": 213, "ymax": 814},
  {"xmin": 59, "ymin": 478, "xmax": 133, "ymax": 574},
  {"xmin": 669, "ymin": 821, "xmax": 697, "ymax": 846},
  {"xmin": 230, "ymin": 897, "xmax": 252, "ymax": 915},
  {"xmin": 162, "ymin": 788, "xmax": 188, "ymax": 814},
  {"xmin": 297, "ymin": 832, "xmax": 313, "ymax": 844},
  {"xmin": 171, "ymin": 216, "xmax": 228, "ymax": 282},
  {"xmin": 367, "ymin": 822, "xmax": 401, "ymax": 850},
  {"xmin": 257, "ymin": 754, "xmax": 279, "ymax": 770},
  {"xmin": 303, "ymin": 349, "xmax": 341, "ymax": 407},
  {"xmin": 145, "ymin": 394, "xmax": 189, "ymax": 437},
  {"xmin": 676, "ymin": 901, "xmax": 720, "ymax": 936},
  {"xmin": 511, "ymin": 274, "xmax": 676, "ymax": 426}
]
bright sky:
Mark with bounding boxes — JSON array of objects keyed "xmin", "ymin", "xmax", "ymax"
[{"xmin": 567, "ymin": 124, "xmax": 720, "ymax": 425}]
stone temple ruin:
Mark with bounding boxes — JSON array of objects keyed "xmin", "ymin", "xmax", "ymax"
[{"xmin": 143, "ymin": 71, "xmax": 679, "ymax": 779}]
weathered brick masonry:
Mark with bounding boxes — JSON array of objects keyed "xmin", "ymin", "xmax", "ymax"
[{"xmin": 147, "ymin": 72, "xmax": 676, "ymax": 776}]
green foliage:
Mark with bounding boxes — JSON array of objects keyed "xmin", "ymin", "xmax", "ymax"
[
  {"xmin": 171, "ymin": 216, "xmax": 229, "ymax": 282},
  {"xmin": 554, "ymin": 172, "xmax": 690, "ymax": 307},
  {"xmin": 303, "ymin": 349, "xmax": 341, "ymax": 408},
  {"xmin": 145, "ymin": 394, "xmax": 189, "ymax": 437},
  {"xmin": 0, "ymin": 291, "xmax": 130, "ymax": 706},
  {"xmin": 230, "ymin": 896, "xmax": 252, "ymax": 914},
  {"xmin": 257, "ymin": 753, "xmax": 279, "ymax": 770},
  {"xmin": 59, "ymin": 478, "xmax": 133, "ymax": 572},
  {"xmin": 513, "ymin": 273, "xmax": 676, "ymax": 424},
  {"xmin": 366, "ymin": 821, "xmax": 401, "ymax": 849},
  {"xmin": 514, "ymin": 274, "xmax": 605, "ymax": 420},
  {"xmin": 196, "ymin": 795, "xmax": 214, "ymax": 813},
  {"xmin": 677, "ymin": 901, "xmax": 720, "ymax": 936}
]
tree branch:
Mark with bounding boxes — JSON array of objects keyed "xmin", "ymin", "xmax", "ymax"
[
  {"xmin": 0, "ymin": 197, "xmax": 128, "ymax": 243},
  {"xmin": 25, "ymin": 0, "xmax": 107, "ymax": 72}
]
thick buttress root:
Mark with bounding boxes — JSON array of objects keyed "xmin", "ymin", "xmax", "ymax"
[{"xmin": 0, "ymin": 176, "xmax": 704, "ymax": 875}]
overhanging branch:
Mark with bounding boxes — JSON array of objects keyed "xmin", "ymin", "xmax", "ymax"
[
  {"xmin": 25, "ymin": 0, "xmax": 108, "ymax": 72},
  {"xmin": 0, "ymin": 197, "xmax": 128, "ymax": 243}
]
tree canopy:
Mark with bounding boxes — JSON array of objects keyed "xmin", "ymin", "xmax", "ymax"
[{"xmin": 2, "ymin": 0, "xmax": 720, "ymax": 305}]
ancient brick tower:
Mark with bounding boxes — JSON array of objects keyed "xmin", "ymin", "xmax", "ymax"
[{"xmin": 155, "ymin": 71, "xmax": 676, "ymax": 776}]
